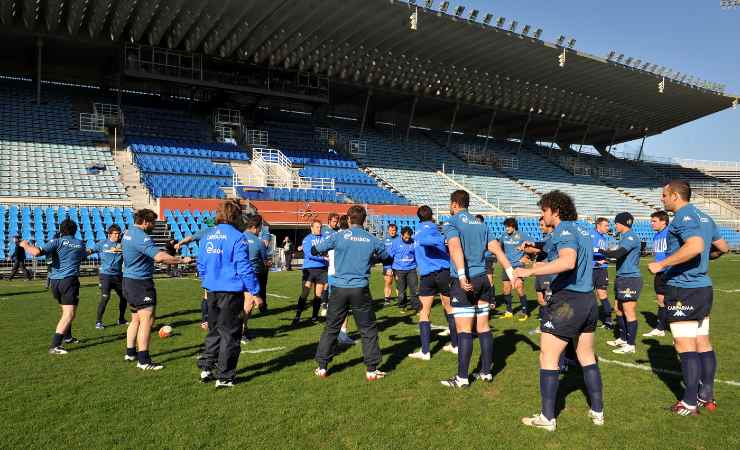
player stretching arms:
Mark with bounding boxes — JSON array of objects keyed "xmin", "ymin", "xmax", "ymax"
[
  {"xmin": 499, "ymin": 218, "xmax": 531, "ymax": 320},
  {"xmin": 440, "ymin": 190, "xmax": 518, "ymax": 388},
  {"xmin": 292, "ymin": 219, "xmax": 328, "ymax": 325},
  {"xmin": 89, "ymin": 224, "xmax": 127, "ymax": 329},
  {"xmin": 382, "ymin": 224, "xmax": 399, "ymax": 305},
  {"xmin": 515, "ymin": 190, "xmax": 604, "ymax": 431},
  {"xmin": 648, "ymin": 180, "xmax": 728, "ymax": 415}
]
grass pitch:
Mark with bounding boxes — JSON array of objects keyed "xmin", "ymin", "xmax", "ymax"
[{"xmin": 2, "ymin": 258, "xmax": 740, "ymax": 449}]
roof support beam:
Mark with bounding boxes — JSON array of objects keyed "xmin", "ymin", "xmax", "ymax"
[
  {"xmin": 406, "ymin": 96, "xmax": 418, "ymax": 143},
  {"xmin": 446, "ymin": 102, "xmax": 460, "ymax": 148}
]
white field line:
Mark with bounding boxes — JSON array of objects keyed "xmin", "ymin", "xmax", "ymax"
[
  {"xmin": 599, "ymin": 357, "xmax": 740, "ymax": 387},
  {"xmin": 241, "ymin": 346, "xmax": 286, "ymax": 354},
  {"xmin": 268, "ymin": 293, "xmax": 290, "ymax": 299}
]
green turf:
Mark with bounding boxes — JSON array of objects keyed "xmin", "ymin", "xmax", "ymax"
[{"xmin": 2, "ymin": 258, "xmax": 740, "ymax": 449}]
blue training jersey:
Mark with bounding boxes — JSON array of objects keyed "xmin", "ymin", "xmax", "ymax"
[
  {"xmin": 653, "ymin": 227, "xmax": 669, "ymax": 267},
  {"xmin": 197, "ymin": 224, "xmax": 259, "ymax": 294},
  {"xmin": 390, "ymin": 238, "xmax": 416, "ymax": 271},
  {"xmin": 41, "ymin": 235, "xmax": 87, "ymax": 280},
  {"xmin": 383, "ymin": 235, "xmax": 399, "ymax": 270},
  {"xmin": 243, "ymin": 230, "xmax": 268, "ymax": 274},
  {"xmin": 302, "ymin": 232, "xmax": 328, "ymax": 269},
  {"xmin": 314, "ymin": 225, "xmax": 389, "ymax": 288},
  {"xmin": 413, "ymin": 221, "xmax": 450, "ymax": 276},
  {"xmin": 122, "ymin": 226, "xmax": 161, "ymax": 279},
  {"xmin": 90, "ymin": 239, "xmax": 123, "ymax": 276},
  {"xmin": 442, "ymin": 209, "xmax": 493, "ymax": 279},
  {"xmin": 664, "ymin": 204, "xmax": 721, "ymax": 288},
  {"xmin": 192, "ymin": 225, "xmax": 213, "ymax": 242},
  {"xmin": 549, "ymin": 221, "xmax": 593, "ymax": 293},
  {"xmin": 591, "ymin": 230, "xmax": 609, "ymax": 268},
  {"xmin": 500, "ymin": 230, "xmax": 530, "ymax": 268},
  {"xmin": 615, "ymin": 229, "xmax": 642, "ymax": 278}
]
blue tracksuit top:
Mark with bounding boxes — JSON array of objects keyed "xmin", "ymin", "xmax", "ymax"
[
  {"xmin": 41, "ymin": 235, "xmax": 87, "ymax": 279},
  {"xmin": 197, "ymin": 224, "xmax": 259, "ymax": 294},
  {"xmin": 390, "ymin": 238, "xmax": 416, "ymax": 271},
  {"xmin": 122, "ymin": 226, "xmax": 161, "ymax": 280},
  {"xmin": 302, "ymin": 232, "xmax": 329, "ymax": 269},
  {"xmin": 313, "ymin": 225, "xmax": 389, "ymax": 288},
  {"xmin": 413, "ymin": 221, "xmax": 450, "ymax": 276}
]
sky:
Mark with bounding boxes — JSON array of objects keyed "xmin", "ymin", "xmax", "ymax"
[{"xmin": 455, "ymin": 0, "xmax": 739, "ymax": 162}]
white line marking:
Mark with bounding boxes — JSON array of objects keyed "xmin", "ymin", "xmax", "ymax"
[
  {"xmin": 241, "ymin": 346, "xmax": 286, "ymax": 354},
  {"xmin": 268, "ymin": 293, "xmax": 290, "ymax": 299},
  {"xmin": 430, "ymin": 324, "xmax": 448, "ymax": 330},
  {"xmin": 716, "ymin": 289, "xmax": 740, "ymax": 293},
  {"xmin": 599, "ymin": 357, "xmax": 740, "ymax": 387}
]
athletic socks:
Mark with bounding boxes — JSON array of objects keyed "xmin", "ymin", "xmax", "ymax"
[
  {"xmin": 419, "ymin": 321, "xmax": 431, "ymax": 354},
  {"xmin": 126, "ymin": 347, "xmax": 137, "ymax": 357},
  {"xmin": 51, "ymin": 333, "xmax": 64, "ymax": 348},
  {"xmin": 64, "ymin": 324, "xmax": 72, "ymax": 340},
  {"xmin": 295, "ymin": 296, "xmax": 307, "ymax": 318},
  {"xmin": 478, "ymin": 331, "xmax": 493, "ymax": 375},
  {"xmin": 457, "ymin": 332, "xmax": 473, "ymax": 379},
  {"xmin": 446, "ymin": 313, "xmax": 458, "ymax": 348},
  {"xmin": 582, "ymin": 364, "xmax": 604, "ymax": 413},
  {"xmin": 321, "ymin": 289, "xmax": 329, "ymax": 304},
  {"xmin": 118, "ymin": 298, "xmax": 127, "ymax": 323},
  {"xmin": 504, "ymin": 295, "xmax": 513, "ymax": 313},
  {"xmin": 519, "ymin": 295, "xmax": 529, "ymax": 313},
  {"xmin": 311, "ymin": 297, "xmax": 321, "ymax": 319},
  {"xmin": 656, "ymin": 306, "xmax": 667, "ymax": 331},
  {"xmin": 626, "ymin": 320, "xmax": 638, "ymax": 346},
  {"xmin": 540, "ymin": 369, "xmax": 561, "ymax": 421},
  {"xmin": 679, "ymin": 351, "xmax": 701, "ymax": 407},
  {"xmin": 601, "ymin": 299, "xmax": 613, "ymax": 323},
  {"xmin": 137, "ymin": 350, "xmax": 151, "ymax": 365},
  {"xmin": 698, "ymin": 350, "xmax": 717, "ymax": 401},
  {"xmin": 617, "ymin": 315, "xmax": 627, "ymax": 341}
]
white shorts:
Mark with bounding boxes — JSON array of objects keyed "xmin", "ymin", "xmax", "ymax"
[{"xmin": 669, "ymin": 317, "xmax": 710, "ymax": 338}]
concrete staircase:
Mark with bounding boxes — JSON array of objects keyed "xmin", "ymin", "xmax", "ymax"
[{"xmin": 113, "ymin": 149, "xmax": 158, "ymax": 211}]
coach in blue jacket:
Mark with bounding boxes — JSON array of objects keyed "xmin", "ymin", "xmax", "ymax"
[{"xmin": 197, "ymin": 200, "xmax": 260, "ymax": 388}]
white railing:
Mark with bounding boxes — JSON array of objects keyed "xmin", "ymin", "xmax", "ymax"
[
  {"xmin": 79, "ymin": 113, "xmax": 105, "ymax": 132},
  {"xmin": 676, "ymin": 159, "xmax": 740, "ymax": 171},
  {"xmin": 214, "ymin": 108, "xmax": 241, "ymax": 125},
  {"xmin": 348, "ymin": 139, "xmax": 368, "ymax": 156},
  {"xmin": 316, "ymin": 127, "xmax": 338, "ymax": 147},
  {"xmin": 93, "ymin": 103, "xmax": 121, "ymax": 123},
  {"xmin": 496, "ymin": 157, "xmax": 519, "ymax": 170},
  {"xmin": 215, "ymin": 123, "xmax": 236, "ymax": 143},
  {"xmin": 246, "ymin": 129, "xmax": 269, "ymax": 147},
  {"xmin": 295, "ymin": 176, "xmax": 335, "ymax": 190},
  {"xmin": 597, "ymin": 167, "xmax": 624, "ymax": 178},
  {"xmin": 253, "ymin": 147, "xmax": 292, "ymax": 169}
]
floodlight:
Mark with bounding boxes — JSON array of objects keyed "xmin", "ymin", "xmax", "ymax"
[
  {"xmin": 533, "ymin": 28, "xmax": 543, "ymax": 39},
  {"xmin": 556, "ymin": 35, "xmax": 565, "ymax": 46},
  {"xmin": 440, "ymin": 1, "xmax": 449, "ymax": 13},
  {"xmin": 496, "ymin": 17, "xmax": 505, "ymax": 27},
  {"xmin": 567, "ymin": 38, "xmax": 576, "ymax": 48},
  {"xmin": 455, "ymin": 6, "xmax": 465, "ymax": 16},
  {"xmin": 483, "ymin": 13, "xmax": 493, "ymax": 24},
  {"xmin": 606, "ymin": 51, "xmax": 616, "ymax": 60},
  {"xmin": 509, "ymin": 20, "xmax": 518, "ymax": 32},
  {"xmin": 522, "ymin": 25, "xmax": 531, "ymax": 36},
  {"xmin": 425, "ymin": 0, "xmax": 434, "ymax": 8},
  {"xmin": 470, "ymin": 9, "xmax": 479, "ymax": 20}
]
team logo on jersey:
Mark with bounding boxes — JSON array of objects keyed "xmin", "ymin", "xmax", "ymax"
[
  {"xmin": 543, "ymin": 321, "xmax": 555, "ymax": 329},
  {"xmin": 343, "ymin": 233, "xmax": 370, "ymax": 243},
  {"xmin": 682, "ymin": 216, "xmax": 692, "ymax": 222},
  {"xmin": 205, "ymin": 242, "xmax": 223, "ymax": 255},
  {"xmin": 561, "ymin": 230, "xmax": 571, "ymax": 236},
  {"xmin": 61, "ymin": 239, "xmax": 82, "ymax": 249},
  {"xmin": 208, "ymin": 230, "xmax": 227, "ymax": 240}
]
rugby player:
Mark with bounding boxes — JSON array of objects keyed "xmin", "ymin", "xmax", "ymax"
[
  {"xmin": 440, "ymin": 190, "xmax": 518, "ymax": 388},
  {"xmin": 643, "ymin": 211, "xmax": 670, "ymax": 337},
  {"xmin": 88, "ymin": 224, "xmax": 126, "ymax": 329},
  {"xmin": 648, "ymin": 180, "xmax": 728, "ymax": 415},
  {"xmin": 382, "ymin": 224, "xmax": 399, "ymax": 305},
  {"xmin": 408, "ymin": 206, "xmax": 457, "ymax": 360},
  {"xmin": 122, "ymin": 209, "xmax": 191, "ymax": 370},
  {"xmin": 241, "ymin": 214, "xmax": 268, "ymax": 344},
  {"xmin": 176, "ymin": 218, "xmax": 214, "ymax": 330},
  {"xmin": 514, "ymin": 190, "xmax": 604, "ymax": 431},
  {"xmin": 292, "ymin": 219, "xmax": 328, "ymax": 325},
  {"xmin": 390, "ymin": 226, "xmax": 419, "ymax": 311},
  {"xmin": 499, "ymin": 217, "xmax": 531, "ymax": 320},
  {"xmin": 591, "ymin": 218, "xmax": 614, "ymax": 328},
  {"xmin": 21, "ymin": 219, "xmax": 87, "ymax": 355},
  {"xmin": 602, "ymin": 213, "xmax": 642, "ymax": 354}
]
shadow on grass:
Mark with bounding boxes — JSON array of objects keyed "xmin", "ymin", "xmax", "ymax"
[
  {"xmin": 490, "ymin": 329, "xmax": 540, "ymax": 378},
  {"xmin": 639, "ymin": 337, "xmax": 683, "ymax": 400}
]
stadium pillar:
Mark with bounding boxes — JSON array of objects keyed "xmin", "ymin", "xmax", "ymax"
[
  {"xmin": 360, "ymin": 89, "xmax": 373, "ymax": 137},
  {"xmin": 636, "ymin": 130, "xmax": 648, "ymax": 161},
  {"xmin": 446, "ymin": 103, "xmax": 460, "ymax": 148},
  {"xmin": 406, "ymin": 96, "xmax": 418, "ymax": 142},
  {"xmin": 548, "ymin": 115, "xmax": 565, "ymax": 157},
  {"xmin": 35, "ymin": 37, "xmax": 43, "ymax": 105},
  {"xmin": 517, "ymin": 109, "xmax": 534, "ymax": 153},
  {"xmin": 483, "ymin": 110, "xmax": 497, "ymax": 151},
  {"xmin": 576, "ymin": 125, "xmax": 591, "ymax": 156}
]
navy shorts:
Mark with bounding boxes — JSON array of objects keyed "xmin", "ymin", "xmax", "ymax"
[
  {"xmin": 615, "ymin": 276, "xmax": 642, "ymax": 302},
  {"xmin": 123, "ymin": 278, "xmax": 157, "ymax": 311},
  {"xmin": 664, "ymin": 285, "xmax": 713, "ymax": 323},
  {"xmin": 50, "ymin": 276, "xmax": 80, "ymax": 306},
  {"xmin": 485, "ymin": 256, "xmax": 496, "ymax": 274},
  {"xmin": 302, "ymin": 268, "xmax": 328, "ymax": 284},
  {"xmin": 540, "ymin": 290, "xmax": 598, "ymax": 339},
  {"xmin": 653, "ymin": 272, "xmax": 667, "ymax": 296},
  {"xmin": 592, "ymin": 267, "xmax": 609, "ymax": 290},
  {"xmin": 535, "ymin": 275, "xmax": 553, "ymax": 293},
  {"xmin": 100, "ymin": 274, "xmax": 123, "ymax": 297},
  {"xmin": 418, "ymin": 269, "xmax": 451, "ymax": 297},
  {"xmin": 450, "ymin": 275, "xmax": 493, "ymax": 307}
]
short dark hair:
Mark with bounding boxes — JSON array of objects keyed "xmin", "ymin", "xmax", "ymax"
[
  {"xmin": 475, "ymin": 214, "xmax": 485, "ymax": 223},
  {"xmin": 538, "ymin": 190, "xmax": 578, "ymax": 221},
  {"xmin": 244, "ymin": 214, "xmax": 263, "ymax": 230},
  {"xmin": 595, "ymin": 217, "xmax": 609, "ymax": 226},
  {"xmin": 666, "ymin": 179, "xmax": 691, "ymax": 201},
  {"xmin": 651, "ymin": 210, "xmax": 670, "ymax": 224},
  {"xmin": 450, "ymin": 190, "xmax": 470, "ymax": 209},
  {"xmin": 134, "ymin": 209, "xmax": 158, "ymax": 225},
  {"xmin": 417, "ymin": 205, "xmax": 433, "ymax": 222},
  {"xmin": 107, "ymin": 224, "xmax": 122, "ymax": 234},
  {"xmin": 503, "ymin": 217, "xmax": 518, "ymax": 230},
  {"xmin": 327, "ymin": 212, "xmax": 340, "ymax": 221},
  {"xmin": 400, "ymin": 226, "xmax": 413, "ymax": 236},
  {"xmin": 347, "ymin": 205, "xmax": 367, "ymax": 225},
  {"xmin": 387, "ymin": 223, "xmax": 397, "ymax": 230},
  {"xmin": 311, "ymin": 219, "xmax": 322, "ymax": 227},
  {"xmin": 339, "ymin": 215, "xmax": 349, "ymax": 230},
  {"xmin": 59, "ymin": 219, "xmax": 77, "ymax": 236}
]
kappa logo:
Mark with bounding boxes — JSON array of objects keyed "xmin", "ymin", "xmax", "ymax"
[
  {"xmin": 620, "ymin": 288, "xmax": 638, "ymax": 299},
  {"xmin": 143, "ymin": 296, "xmax": 153, "ymax": 303},
  {"xmin": 543, "ymin": 321, "xmax": 555, "ymax": 329},
  {"xmin": 668, "ymin": 300, "xmax": 694, "ymax": 317},
  {"xmin": 561, "ymin": 230, "xmax": 571, "ymax": 236},
  {"xmin": 451, "ymin": 297, "xmax": 460, "ymax": 304},
  {"xmin": 682, "ymin": 216, "xmax": 692, "ymax": 222}
]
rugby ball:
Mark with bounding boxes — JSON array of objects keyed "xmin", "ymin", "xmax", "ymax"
[{"xmin": 158, "ymin": 325, "xmax": 173, "ymax": 338}]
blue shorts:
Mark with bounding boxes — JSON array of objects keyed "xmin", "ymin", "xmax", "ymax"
[
  {"xmin": 450, "ymin": 275, "xmax": 492, "ymax": 308},
  {"xmin": 123, "ymin": 278, "xmax": 157, "ymax": 311},
  {"xmin": 615, "ymin": 277, "xmax": 642, "ymax": 302},
  {"xmin": 664, "ymin": 285, "xmax": 713, "ymax": 323},
  {"xmin": 540, "ymin": 289, "xmax": 598, "ymax": 340}
]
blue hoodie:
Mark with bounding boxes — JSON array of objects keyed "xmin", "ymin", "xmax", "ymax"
[
  {"xmin": 390, "ymin": 237, "xmax": 416, "ymax": 271},
  {"xmin": 197, "ymin": 224, "xmax": 259, "ymax": 294},
  {"xmin": 414, "ymin": 221, "xmax": 450, "ymax": 276}
]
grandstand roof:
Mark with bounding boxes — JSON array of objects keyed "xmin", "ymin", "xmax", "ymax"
[{"xmin": 1, "ymin": 0, "xmax": 736, "ymax": 146}]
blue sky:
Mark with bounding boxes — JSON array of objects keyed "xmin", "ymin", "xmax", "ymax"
[{"xmin": 455, "ymin": 0, "xmax": 739, "ymax": 161}]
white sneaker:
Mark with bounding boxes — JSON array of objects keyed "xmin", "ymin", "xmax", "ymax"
[
  {"xmin": 215, "ymin": 380, "xmax": 234, "ymax": 389},
  {"xmin": 440, "ymin": 375, "xmax": 470, "ymax": 388},
  {"xmin": 136, "ymin": 362, "xmax": 164, "ymax": 371},
  {"xmin": 472, "ymin": 372, "xmax": 493, "ymax": 382},
  {"xmin": 366, "ymin": 370, "xmax": 386, "ymax": 381},
  {"xmin": 442, "ymin": 343, "xmax": 458, "ymax": 354},
  {"xmin": 521, "ymin": 413, "xmax": 556, "ymax": 431},
  {"xmin": 314, "ymin": 367, "xmax": 328, "ymax": 378},
  {"xmin": 642, "ymin": 328, "xmax": 666, "ymax": 337},
  {"xmin": 408, "ymin": 350, "xmax": 431, "ymax": 361},
  {"xmin": 49, "ymin": 346, "xmax": 68, "ymax": 355},
  {"xmin": 319, "ymin": 303, "xmax": 328, "ymax": 318},
  {"xmin": 606, "ymin": 338, "xmax": 627, "ymax": 347},
  {"xmin": 438, "ymin": 328, "xmax": 450, "ymax": 337},
  {"xmin": 124, "ymin": 355, "xmax": 137, "ymax": 362},
  {"xmin": 337, "ymin": 331, "xmax": 355, "ymax": 345},
  {"xmin": 588, "ymin": 409, "xmax": 604, "ymax": 426},
  {"xmin": 612, "ymin": 344, "xmax": 636, "ymax": 354},
  {"xmin": 200, "ymin": 370, "xmax": 213, "ymax": 383}
]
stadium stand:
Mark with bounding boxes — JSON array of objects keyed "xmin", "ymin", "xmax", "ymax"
[{"xmin": 0, "ymin": 81, "xmax": 127, "ymax": 202}]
